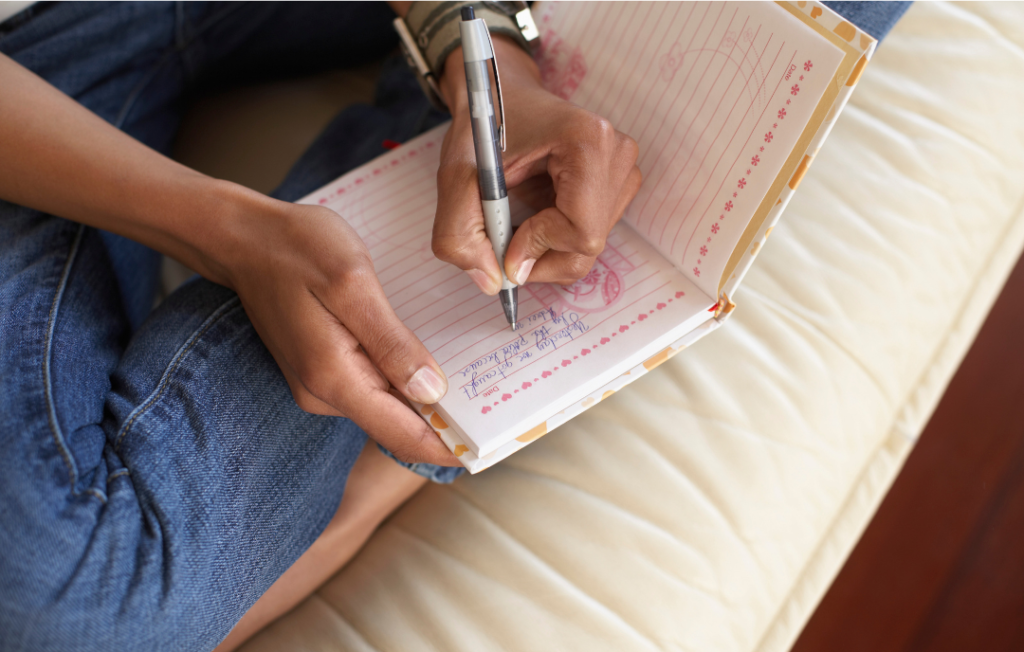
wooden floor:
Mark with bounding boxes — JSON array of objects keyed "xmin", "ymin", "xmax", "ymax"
[{"xmin": 792, "ymin": 253, "xmax": 1024, "ymax": 651}]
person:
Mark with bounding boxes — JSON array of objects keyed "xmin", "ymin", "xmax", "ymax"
[{"xmin": 0, "ymin": 2, "xmax": 911, "ymax": 651}]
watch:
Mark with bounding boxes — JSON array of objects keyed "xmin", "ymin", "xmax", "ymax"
[{"xmin": 394, "ymin": 1, "xmax": 540, "ymax": 112}]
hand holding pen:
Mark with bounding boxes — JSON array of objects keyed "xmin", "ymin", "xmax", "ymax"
[
  {"xmin": 458, "ymin": 6, "xmax": 518, "ymax": 329},
  {"xmin": 431, "ymin": 17, "xmax": 642, "ymax": 322}
]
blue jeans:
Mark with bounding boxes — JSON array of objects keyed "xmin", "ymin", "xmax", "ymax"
[
  {"xmin": 0, "ymin": 3, "xmax": 457, "ymax": 651},
  {"xmin": 0, "ymin": 2, "xmax": 910, "ymax": 651}
]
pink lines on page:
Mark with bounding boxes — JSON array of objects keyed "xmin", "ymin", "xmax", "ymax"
[
  {"xmin": 652, "ymin": 30, "xmax": 776, "ymax": 248},
  {"xmin": 618, "ymin": 0, "xmax": 724, "ymax": 148},
  {"xmin": 455, "ymin": 277, "xmax": 669, "ymax": 401},
  {"xmin": 436, "ymin": 294, "xmax": 546, "ymax": 367},
  {"xmin": 329, "ymin": 161, "xmax": 434, "ymax": 224},
  {"xmin": 590, "ymin": 2, "xmax": 660, "ymax": 120},
  {"xmin": 417, "ymin": 291, "xmax": 497, "ymax": 344},
  {"xmin": 398, "ymin": 276, "xmax": 475, "ymax": 324},
  {"xmin": 574, "ymin": 2, "xmax": 646, "ymax": 113},
  {"xmin": 355, "ymin": 174, "xmax": 435, "ymax": 236},
  {"xmin": 607, "ymin": 2, "xmax": 690, "ymax": 129},
  {"xmin": 377, "ymin": 251, "xmax": 437, "ymax": 289},
  {"xmin": 391, "ymin": 264, "xmax": 464, "ymax": 310},
  {"xmin": 565, "ymin": 0, "xmax": 602, "ymax": 59},
  {"xmin": 635, "ymin": 17, "xmax": 760, "ymax": 241},
  {"xmin": 386, "ymin": 261, "xmax": 461, "ymax": 310},
  {"xmin": 674, "ymin": 49, "xmax": 797, "ymax": 262}
]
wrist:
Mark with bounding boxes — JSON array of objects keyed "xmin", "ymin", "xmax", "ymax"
[
  {"xmin": 437, "ymin": 34, "xmax": 541, "ymax": 115},
  {"xmin": 150, "ymin": 175, "xmax": 276, "ymax": 291}
]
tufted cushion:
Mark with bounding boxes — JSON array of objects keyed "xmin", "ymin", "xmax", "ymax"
[{"xmin": 237, "ymin": 3, "xmax": 1024, "ymax": 651}]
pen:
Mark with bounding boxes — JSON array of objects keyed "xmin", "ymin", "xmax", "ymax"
[{"xmin": 459, "ymin": 6, "xmax": 518, "ymax": 330}]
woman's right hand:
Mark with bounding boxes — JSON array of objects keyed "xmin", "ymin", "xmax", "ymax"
[{"xmin": 216, "ymin": 186, "xmax": 458, "ymax": 466}]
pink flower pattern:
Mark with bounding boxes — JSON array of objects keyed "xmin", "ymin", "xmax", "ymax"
[
  {"xmin": 702, "ymin": 64, "xmax": 813, "ymax": 271},
  {"xmin": 693, "ymin": 267, "xmax": 701, "ymax": 277},
  {"xmin": 581, "ymin": 268, "xmax": 601, "ymax": 285}
]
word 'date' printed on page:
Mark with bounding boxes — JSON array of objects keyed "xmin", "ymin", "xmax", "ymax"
[
  {"xmin": 534, "ymin": 1, "xmax": 844, "ymax": 296},
  {"xmin": 301, "ymin": 126, "xmax": 713, "ymax": 455}
]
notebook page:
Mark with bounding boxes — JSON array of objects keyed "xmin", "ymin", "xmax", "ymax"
[
  {"xmin": 299, "ymin": 125, "xmax": 714, "ymax": 457},
  {"xmin": 533, "ymin": 1, "xmax": 845, "ymax": 298}
]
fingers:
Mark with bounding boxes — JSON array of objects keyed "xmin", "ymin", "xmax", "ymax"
[
  {"xmin": 504, "ymin": 164, "xmax": 640, "ymax": 286},
  {"xmin": 432, "ymin": 130, "xmax": 503, "ymax": 295},
  {"xmin": 504, "ymin": 205, "xmax": 607, "ymax": 284},
  {"xmin": 503, "ymin": 124, "xmax": 641, "ymax": 286},
  {"xmin": 315, "ymin": 263, "xmax": 448, "ymax": 407},
  {"xmin": 527, "ymin": 251, "xmax": 598, "ymax": 286},
  {"xmin": 285, "ymin": 295, "xmax": 457, "ymax": 466}
]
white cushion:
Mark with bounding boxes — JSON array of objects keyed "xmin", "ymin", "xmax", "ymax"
[{"xmin": 239, "ymin": 3, "xmax": 1024, "ymax": 651}]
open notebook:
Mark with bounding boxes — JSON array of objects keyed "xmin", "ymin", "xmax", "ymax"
[{"xmin": 298, "ymin": 1, "xmax": 877, "ymax": 472}]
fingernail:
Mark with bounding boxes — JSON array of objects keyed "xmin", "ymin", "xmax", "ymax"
[
  {"xmin": 513, "ymin": 258, "xmax": 536, "ymax": 285},
  {"xmin": 467, "ymin": 268, "xmax": 498, "ymax": 295},
  {"xmin": 407, "ymin": 366, "xmax": 447, "ymax": 404}
]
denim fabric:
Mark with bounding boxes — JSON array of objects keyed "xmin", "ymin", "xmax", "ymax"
[
  {"xmin": 822, "ymin": 1, "xmax": 913, "ymax": 41},
  {"xmin": 0, "ymin": 3, "xmax": 453, "ymax": 651}
]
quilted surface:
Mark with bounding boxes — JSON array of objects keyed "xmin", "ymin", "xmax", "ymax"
[{"xmin": 238, "ymin": 4, "xmax": 1024, "ymax": 651}]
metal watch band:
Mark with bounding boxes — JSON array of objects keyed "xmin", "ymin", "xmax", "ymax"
[{"xmin": 404, "ymin": 2, "xmax": 532, "ymax": 78}]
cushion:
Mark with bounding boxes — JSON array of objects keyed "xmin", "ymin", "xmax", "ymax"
[{"xmin": 236, "ymin": 3, "xmax": 1024, "ymax": 651}]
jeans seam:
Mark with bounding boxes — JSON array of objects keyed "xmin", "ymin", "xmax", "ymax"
[
  {"xmin": 107, "ymin": 468, "xmax": 130, "ymax": 481},
  {"xmin": 84, "ymin": 487, "xmax": 107, "ymax": 503},
  {"xmin": 113, "ymin": 49, "xmax": 175, "ymax": 130},
  {"xmin": 43, "ymin": 222, "xmax": 91, "ymax": 499},
  {"xmin": 114, "ymin": 2, "xmax": 247, "ymax": 128},
  {"xmin": 113, "ymin": 295, "xmax": 242, "ymax": 451}
]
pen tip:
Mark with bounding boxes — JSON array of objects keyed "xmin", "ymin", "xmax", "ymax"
[{"xmin": 499, "ymin": 287, "xmax": 518, "ymax": 331}]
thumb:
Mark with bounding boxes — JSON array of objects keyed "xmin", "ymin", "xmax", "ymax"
[{"xmin": 330, "ymin": 272, "xmax": 450, "ymax": 406}]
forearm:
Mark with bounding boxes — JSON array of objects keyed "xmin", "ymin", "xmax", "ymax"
[{"xmin": 0, "ymin": 52, "xmax": 267, "ymax": 288}]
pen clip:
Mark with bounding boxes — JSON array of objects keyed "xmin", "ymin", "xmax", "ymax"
[{"xmin": 483, "ymin": 23, "xmax": 506, "ymax": 152}]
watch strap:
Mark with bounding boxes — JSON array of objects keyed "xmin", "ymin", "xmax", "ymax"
[{"xmin": 405, "ymin": 2, "xmax": 529, "ymax": 77}]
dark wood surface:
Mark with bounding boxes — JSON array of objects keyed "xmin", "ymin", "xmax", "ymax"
[{"xmin": 792, "ymin": 252, "xmax": 1024, "ymax": 652}]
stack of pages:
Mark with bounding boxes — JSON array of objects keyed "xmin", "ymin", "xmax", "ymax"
[{"xmin": 299, "ymin": 1, "xmax": 877, "ymax": 472}]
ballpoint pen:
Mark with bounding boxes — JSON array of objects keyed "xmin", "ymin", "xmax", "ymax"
[{"xmin": 459, "ymin": 6, "xmax": 518, "ymax": 330}]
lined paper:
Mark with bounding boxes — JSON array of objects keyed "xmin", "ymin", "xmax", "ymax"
[
  {"xmin": 301, "ymin": 125, "xmax": 713, "ymax": 455},
  {"xmin": 298, "ymin": 1, "xmax": 848, "ymax": 456},
  {"xmin": 534, "ymin": 1, "xmax": 845, "ymax": 297}
]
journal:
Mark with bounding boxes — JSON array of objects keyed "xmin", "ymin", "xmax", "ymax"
[{"xmin": 298, "ymin": 1, "xmax": 878, "ymax": 472}]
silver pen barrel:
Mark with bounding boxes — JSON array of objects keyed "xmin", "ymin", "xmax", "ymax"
[
  {"xmin": 464, "ymin": 58, "xmax": 506, "ymax": 201},
  {"xmin": 460, "ymin": 6, "xmax": 518, "ymax": 329}
]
